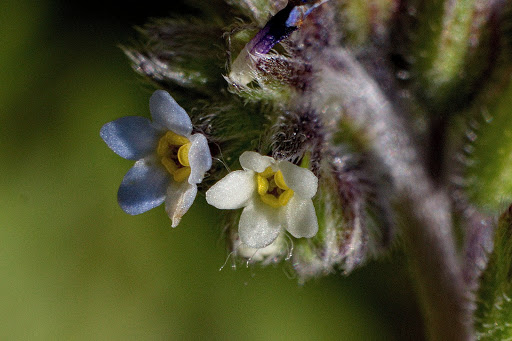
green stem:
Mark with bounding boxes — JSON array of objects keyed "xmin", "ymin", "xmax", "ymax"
[{"xmin": 307, "ymin": 47, "xmax": 473, "ymax": 340}]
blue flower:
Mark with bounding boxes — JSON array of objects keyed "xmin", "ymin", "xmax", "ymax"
[{"xmin": 100, "ymin": 90, "xmax": 212, "ymax": 227}]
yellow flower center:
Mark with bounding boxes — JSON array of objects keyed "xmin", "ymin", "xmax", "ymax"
[
  {"xmin": 256, "ymin": 167, "xmax": 294, "ymax": 208},
  {"xmin": 157, "ymin": 131, "xmax": 191, "ymax": 182}
]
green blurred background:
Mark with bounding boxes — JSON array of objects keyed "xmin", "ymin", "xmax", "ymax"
[{"xmin": 0, "ymin": 1, "xmax": 423, "ymax": 339}]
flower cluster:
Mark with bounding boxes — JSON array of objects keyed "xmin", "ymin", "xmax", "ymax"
[
  {"xmin": 99, "ymin": 0, "xmax": 512, "ymax": 336},
  {"xmin": 101, "ymin": 90, "xmax": 320, "ymax": 250},
  {"xmin": 103, "ymin": 0, "xmax": 395, "ymax": 280}
]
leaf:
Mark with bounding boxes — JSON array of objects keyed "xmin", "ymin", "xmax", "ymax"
[
  {"xmin": 464, "ymin": 79, "xmax": 512, "ymax": 212},
  {"xmin": 339, "ymin": 0, "xmax": 396, "ymax": 45},
  {"xmin": 392, "ymin": 0, "xmax": 505, "ymax": 115},
  {"xmin": 123, "ymin": 19, "xmax": 226, "ymax": 97},
  {"xmin": 226, "ymin": 0, "xmax": 287, "ymax": 26},
  {"xmin": 475, "ymin": 205, "xmax": 512, "ymax": 340}
]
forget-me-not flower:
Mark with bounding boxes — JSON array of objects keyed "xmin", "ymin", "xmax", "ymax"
[
  {"xmin": 100, "ymin": 90, "xmax": 212, "ymax": 227},
  {"xmin": 206, "ymin": 151, "xmax": 318, "ymax": 248}
]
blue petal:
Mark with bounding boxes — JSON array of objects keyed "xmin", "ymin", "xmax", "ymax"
[
  {"xmin": 117, "ymin": 158, "xmax": 170, "ymax": 215},
  {"xmin": 100, "ymin": 116, "xmax": 161, "ymax": 160},
  {"xmin": 149, "ymin": 90, "xmax": 192, "ymax": 137},
  {"xmin": 285, "ymin": 6, "xmax": 307, "ymax": 27}
]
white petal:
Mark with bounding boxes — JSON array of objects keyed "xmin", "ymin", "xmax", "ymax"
[
  {"xmin": 239, "ymin": 151, "xmax": 275, "ymax": 172},
  {"xmin": 187, "ymin": 133, "xmax": 212, "ymax": 184},
  {"xmin": 206, "ymin": 170, "xmax": 255, "ymax": 209},
  {"xmin": 278, "ymin": 160, "xmax": 318, "ymax": 198},
  {"xmin": 228, "ymin": 46, "xmax": 257, "ymax": 86},
  {"xmin": 239, "ymin": 201, "xmax": 281, "ymax": 249},
  {"xmin": 283, "ymin": 196, "xmax": 319, "ymax": 238},
  {"xmin": 149, "ymin": 90, "xmax": 192, "ymax": 137},
  {"xmin": 165, "ymin": 181, "xmax": 197, "ymax": 228},
  {"xmin": 236, "ymin": 234, "xmax": 283, "ymax": 262}
]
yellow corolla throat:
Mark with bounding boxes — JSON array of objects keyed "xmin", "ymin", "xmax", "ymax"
[
  {"xmin": 157, "ymin": 131, "xmax": 191, "ymax": 182},
  {"xmin": 256, "ymin": 167, "xmax": 294, "ymax": 208}
]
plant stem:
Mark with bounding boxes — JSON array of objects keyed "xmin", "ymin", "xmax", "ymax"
[{"xmin": 307, "ymin": 47, "xmax": 473, "ymax": 340}]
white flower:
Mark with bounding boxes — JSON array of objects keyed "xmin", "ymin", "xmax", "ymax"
[
  {"xmin": 100, "ymin": 90, "xmax": 212, "ymax": 227},
  {"xmin": 206, "ymin": 151, "xmax": 319, "ymax": 248}
]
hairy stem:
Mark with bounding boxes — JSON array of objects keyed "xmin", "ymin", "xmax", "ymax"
[
  {"xmin": 307, "ymin": 48, "xmax": 473, "ymax": 340},
  {"xmin": 460, "ymin": 204, "xmax": 495, "ymax": 291}
]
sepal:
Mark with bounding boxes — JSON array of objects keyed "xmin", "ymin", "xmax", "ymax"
[
  {"xmin": 475, "ymin": 204, "xmax": 512, "ymax": 339},
  {"xmin": 463, "ymin": 80, "xmax": 512, "ymax": 213}
]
